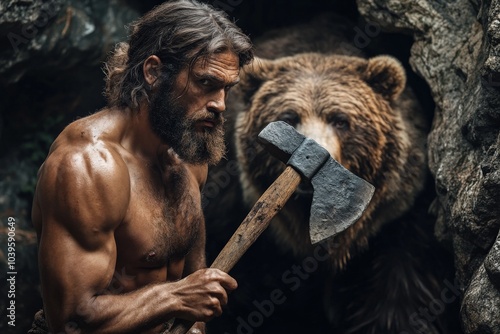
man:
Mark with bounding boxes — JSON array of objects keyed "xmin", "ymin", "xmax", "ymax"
[{"xmin": 29, "ymin": 1, "xmax": 253, "ymax": 333}]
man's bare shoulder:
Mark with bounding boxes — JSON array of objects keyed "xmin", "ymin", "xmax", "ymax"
[
  {"xmin": 36, "ymin": 110, "xmax": 131, "ymax": 233},
  {"xmin": 46, "ymin": 109, "xmax": 123, "ymax": 152}
]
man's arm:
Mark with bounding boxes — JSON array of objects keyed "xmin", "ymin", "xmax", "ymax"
[
  {"xmin": 183, "ymin": 163, "xmax": 209, "ymax": 276},
  {"xmin": 35, "ymin": 145, "xmax": 235, "ymax": 333},
  {"xmin": 180, "ymin": 164, "xmax": 211, "ymax": 334}
]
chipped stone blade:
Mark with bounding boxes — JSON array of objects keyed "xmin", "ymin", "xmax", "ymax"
[{"xmin": 309, "ymin": 158, "xmax": 375, "ymax": 244}]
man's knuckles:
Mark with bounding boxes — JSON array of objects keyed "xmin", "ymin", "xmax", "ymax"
[
  {"xmin": 202, "ymin": 283, "xmax": 227, "ymax": 302},
  {"xmin": 199, "ymin": 301, "xmax": 222, "ymax": 320}
]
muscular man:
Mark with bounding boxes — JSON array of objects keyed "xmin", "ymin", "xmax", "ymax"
[{"xmin": 29, "ymin": 1, "xmax": 253, "ymax": 333}]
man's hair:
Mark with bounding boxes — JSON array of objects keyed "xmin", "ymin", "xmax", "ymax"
[{"xmin": 104, "ymin": 0, "xmax": 254, "ymax": 109}]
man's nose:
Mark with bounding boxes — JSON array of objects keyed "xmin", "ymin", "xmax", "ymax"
[{"xmin": 207, "ymin": 89, "xmax": 226, "ymax": 114}]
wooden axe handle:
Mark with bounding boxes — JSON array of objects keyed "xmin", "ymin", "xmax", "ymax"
[{"xmin": 169, "ymin": 165, "xmax": 301, "ymax": 334}]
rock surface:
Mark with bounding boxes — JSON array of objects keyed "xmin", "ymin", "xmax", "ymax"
[
  {"xmin": 0, "ymin": 0, "xmax": 139, "ymax": 83},
  {"xmin": 356, "ymin": 0, "xmax": 500, "ymax": 332}
]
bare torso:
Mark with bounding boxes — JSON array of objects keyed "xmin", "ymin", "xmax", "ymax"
[{"xmin": 32, "ymin": 109, "xmax": 208, "ymax": 333}]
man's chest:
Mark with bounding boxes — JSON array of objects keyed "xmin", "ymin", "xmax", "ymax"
[{"xmin": 114, "ymin": 162, "xmax": 204, "ymax": 276}]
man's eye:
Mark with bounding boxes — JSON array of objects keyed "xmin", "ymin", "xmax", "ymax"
[{"xmin": 200, "ymin": 79, "xmax": 211, "ymax": 86}]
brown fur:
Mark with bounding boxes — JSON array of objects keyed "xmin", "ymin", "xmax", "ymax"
[{"xmin": 233, "ymin": 52, "xmax": 427, "ymax": 268}]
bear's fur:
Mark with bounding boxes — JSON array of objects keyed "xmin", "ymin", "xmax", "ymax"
[
  {"xmin": 204, "ymin": 16, "xmax": 459, "ymax": 334},
  {"xmin": 235, "ymin": 53, "xmax": 427, "ymax": 268}
]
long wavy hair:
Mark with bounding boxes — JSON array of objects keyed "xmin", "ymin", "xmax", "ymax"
[{"xmin": 104, "ymin": 0, "xmax": 253, "ymax": 110}]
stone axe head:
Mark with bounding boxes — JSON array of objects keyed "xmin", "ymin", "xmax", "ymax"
[{"xmin": 257, "ymin": 121, "xmax": 375, "ymax": 244}]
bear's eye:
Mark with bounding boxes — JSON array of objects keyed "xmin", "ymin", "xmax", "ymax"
[
  {"xmin": 328, "ymin": 114, "xmax": 350, "ymax": 130},
  {"xmin": 278, "ymin": 111, "xmax": 300, "ymax": 126}
]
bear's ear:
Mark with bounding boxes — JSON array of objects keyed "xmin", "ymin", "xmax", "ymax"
[
  {"xmin": 363, "ymin": 56, "xmax": 406, "ymax": 101},
  {"xmin": 239, "ymin": 57, "xmax": 279, "ymax": 103}
]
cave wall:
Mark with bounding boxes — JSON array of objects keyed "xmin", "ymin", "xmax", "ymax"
[
  {"xmin": 0, "ymin": 0, "xmax": 498, "ymax": 333},
  {"xmin": 356, "ymin": 0, "xmax": 500, "ymax": 332}
]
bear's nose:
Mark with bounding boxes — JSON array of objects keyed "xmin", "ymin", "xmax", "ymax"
[{"xmin": 296, "ymin": 118, "xmax": 342, "ymax": 163}]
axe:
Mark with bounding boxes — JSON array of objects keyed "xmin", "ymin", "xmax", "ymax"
[{"xmin": 169, "ymin": 121, "xmax": 375, "ymax": 334}]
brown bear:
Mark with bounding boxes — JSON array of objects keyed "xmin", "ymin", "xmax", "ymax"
[{"xmin": 203, "ymin": 16, "xmax": 460, "ymax": 334}]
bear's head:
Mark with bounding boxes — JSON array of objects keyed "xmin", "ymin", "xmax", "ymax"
[{"xmin": 232, "ymin": 53, "xmax": 427, "ymax": 268}]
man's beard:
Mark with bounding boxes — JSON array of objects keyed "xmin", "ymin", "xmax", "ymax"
[{"xmin": 148, "ymin": 81, "xmax": 226, "ymax": 165}]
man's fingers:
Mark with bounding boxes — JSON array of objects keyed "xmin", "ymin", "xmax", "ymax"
[
  {"xmin": 171, "ymin": 269, "xmax": 237, "ymax": 323},
  {"xmin": 208, "ymin": 269, "xmax": 238, "ymax": 291},
  {"xmin": 210, "ymin": 296, "xmax": 224, "ymax": 316},
  {"xmin": 219, "ymin": 275, "xmax": 238, "ymax": 291}
]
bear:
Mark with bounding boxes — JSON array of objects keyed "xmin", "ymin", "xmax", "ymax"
[{"xmin": 203, "ymin": 15, "xmax": 460, "ymax": 334}]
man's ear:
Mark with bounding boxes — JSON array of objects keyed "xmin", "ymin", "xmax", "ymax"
[
  {"xmin": 239, "ymin": 57, "xmax": 278, "ymax": 104},
  {"xmin": 363, "ymin": 55, "xmax": 406, "ymax": 101},
  {"xmin": 143, "ymin": 55, "xmax": 162, "ymax": 86}
]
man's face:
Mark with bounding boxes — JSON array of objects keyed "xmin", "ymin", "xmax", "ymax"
[{"xmin": 149, "ymin": 50, "xmax": 240, "ymax": 165}]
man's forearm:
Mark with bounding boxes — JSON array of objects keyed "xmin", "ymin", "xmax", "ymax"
[{"xmin": 51, "ymin": 283, "xmax": 178, "ymax": 333}]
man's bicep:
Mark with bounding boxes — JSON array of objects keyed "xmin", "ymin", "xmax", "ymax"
[
  {"xmin": 38, "ymin": 212, "xmax": 118, "ymax": 287},
  {"xmin": 35, "ymin": 147, "xmax": 129, "ymax": 327},
  {"xmin": 38, "ymin": 218, "xmax": 117, "ymax": 323}
]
